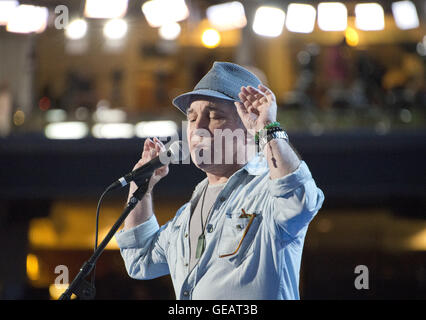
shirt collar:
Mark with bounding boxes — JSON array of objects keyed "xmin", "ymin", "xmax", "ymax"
[{"xmin": 190, "ymin": 153, "xmax": 268, "ymax": 201}]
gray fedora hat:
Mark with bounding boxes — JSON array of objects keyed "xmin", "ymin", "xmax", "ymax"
[{"xmin": 172, "ymin": 61, "xmax": 262, "ymax": 114}]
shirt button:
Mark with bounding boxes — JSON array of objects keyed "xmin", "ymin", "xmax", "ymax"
[
  {"xmin": 219, "ymin": 196, "xmax": 226, "ymax": 202},
  {"xmin": 184, "ymin": 233, "xmax": 188, "ymax": 238},
  {"xmin": 184, "ymin": 262, "xmax": 188, "ymax": 267},
  {"xmin": 207, "ymin": 224, "xmax": 213, "ymax": 233},
  {"xmin": 183, "ymin": 291, "xmax": 189, "ymax": 297}
]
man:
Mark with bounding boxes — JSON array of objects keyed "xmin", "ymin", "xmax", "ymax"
[{"xmin": 115, "ymin": 62, "xmax": 324, "ymax": 300}]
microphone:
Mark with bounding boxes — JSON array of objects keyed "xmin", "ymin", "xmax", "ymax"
[{"xmin": 108, "ymin": 140, "xmax": 187, "ymax": 191}]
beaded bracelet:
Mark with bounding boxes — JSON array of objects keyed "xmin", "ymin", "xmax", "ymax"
[
  {"xmin": 264, "ymin": 121, "xmax": 281, "ymax": 130},
  {"xmin": 255, "ymin": 122, "xmax": 281, "ymax": 144}
]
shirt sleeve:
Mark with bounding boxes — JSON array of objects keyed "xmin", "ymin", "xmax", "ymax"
[
  {"xmin": 267, "ymin": 161, "xmax": 325, "ymax": 241},
  {"xmin": 115, "ymin": 204, "xmax": 187, "ymax": 280},
  {"xmin": 115, "ymin": 214, "xmax": 160, "ymax": 248}
]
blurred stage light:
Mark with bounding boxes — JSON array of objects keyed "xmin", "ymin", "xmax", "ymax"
[
  {"xmin": 26, "ymin": 254, "xmax": 40, "ymax": 281},
  {"xmin": 142, "ymin": 0, "xmax": 189, "ymax": 28},
  {"xmin": 355, "ymin": 3, "xmax": 385, "ymax": 31},
  {"xmin": 399, "ymin": 108, "xmax": 412, "ymax": 123},
  {"xmin": 13, "ymin": 110, "xmax": 25, "ymax": 126},
  {"xmin": 93, "ymin": 108, "xmax": 127, "ymax": 123},
  {"xmin": 297, "ymin": 51, "xmax": 311, "ymax": 65},
  {"xmin": 345, "ymin": 27, "xmax": 359, "ymax": 46},
  {"xmin": 252, "ymin": 6, "xmax": 285, "ymax": 37},
  {"xmin": 0, "ymin": 0, "xmax": 18, "ymax": 26},
  {"xmin": 75, "ymin": 106, "xmax": 89, "ymax": 121},
  {"xmin": 103, "ymin": 19, "xmax": 128, "ymax": 40},
  {"xmin": 92, "ymin": 123, "xmax": 134, "ymax": 139},
  {"xmin": 46, "ymin": 109, "xmax": 67, "ymax": 123},
  {"xmin": 407, "ymin": 228, "xmax": 426, "ymax": 251},
  {"xmin": 49, "ymin": 284, "xmax": 76, "ymax": 300},
  {"xmin": 317, "ymin": 2, "xmax": 347, "ymax": 31},
  {"xmin": 201, "ymin": 28, "xmax": 221, "ymax": 48},
  {"xmin": 45, "ymin": 122, "xmax": 89, "ymax": 139},
  {"xmin": 159, "ymin": 22, "xmax": 181, "ymax": 40},
  {"xmin": 38, "ymin": 96, "xmax": 51, "ymax": 111},
  {"xmin": 135, "ymin": 121, "xmax": 178, "ymax": 138},
  {"xmin": 65, "ymin": 19, "xmax": 88, "ymax": 40},
  {"xmin": 286, "ymin": 3, "xmax": 316, "ymax": 33},
  {"xmin": 206, "ymin": 1, "xmax": 247, "ymax": 31},
  {"xmin": 6, "ymin": 4, "xmax": 48, "ymax": 34},
  {"xmin": 392, "ymin": 1, "xmax": 419, "ymax": 30},
  {"xmin": 84, "ymin": 0, "xmax": 128, "ymax": 19}
]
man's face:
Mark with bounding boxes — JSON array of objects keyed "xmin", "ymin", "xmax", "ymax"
[{"xmin": 186, "ymin": 97, "xmax": 246, "ymax": 171}]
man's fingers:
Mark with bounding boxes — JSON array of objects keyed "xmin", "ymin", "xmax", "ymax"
[
  {"xmin": 258, "ymin": 84, "xmax": 275, "ymax": 100},
  {"xmin": 153, "ymin": 137, "xmax": 166, "ymax": 152},
  {"xmin": 258, "ymin": 84, "xmax": 269, "ymax": 93},
  {"xmin": 144, "ymin": 138, "xmax": 155, "ymax": 150},
  {"xmin": 141, "ymin": 138, "xmax": 160, "ymax": 161},
  {"xmin": 235, "ymin": 101, "xmax": 248, "ymax": 114},
  {"xmin": 142, "ymin": 138, "xmax": 150, "ymax": 151},
  {"xmin": 248, "ymin": 86, "xmax": 270, "ymax": 103},
  {"xmin": 152, "ymin": 138, "xmax": 169, "ymax": 171},
  {"xmin": 154, "ymin": 140, "xmax": 160, "ymax": 153},
  {"xmin": 245, "ymin": 93, "xmax": 257, "ymax": 103},
  {"xmin": 241, "ymin": 86, "xmax": 252, "ymax": 97},
  {"xmin": 239, "ymin": 89, "xmax": 250, "ymax": 106},
  {"xmin": 135, "ymin": 138, "xmax": 169, "ymax": 186},
  {"xmin": 241, "ymin": 86, "xmax": 268, "ymax": 107},
  {"xmin": 247, "ymin": 85, "xmax": 264, "ymax": 96},
  {"xmin": 238, "ymin": 91, "xmax": 248, "ymax": 104},
  {"xmin": 155, "ymin": 165, "xmax": 169, "ymax": 176},
  {"xmin": 239, "ymin": 86, "xmax": 268, "ymax": 116}
]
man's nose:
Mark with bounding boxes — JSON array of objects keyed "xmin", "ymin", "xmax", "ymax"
[
  {"xmin": 190, "ymin": 119, "xmax": 212, "ymax": 142},
  {"xmin": 193, "ymin": 116, "xmax": 208, "ymax": 130}
]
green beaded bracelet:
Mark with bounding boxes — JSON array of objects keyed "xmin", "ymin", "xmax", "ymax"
[
  {"xmin": 255, "ymin": 121, "xmax": 281, "ymax": 143},
  {"xmin": 263, "ymin": 121, "xmax": 281, "ymax": 130}
]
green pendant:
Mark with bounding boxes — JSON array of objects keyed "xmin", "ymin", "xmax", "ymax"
[{"xmin": 195, "ymin": 234, "xmax": 206, "ymax": 259}]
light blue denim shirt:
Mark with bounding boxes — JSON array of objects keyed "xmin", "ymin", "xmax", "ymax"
[{"xmin": 115, "ymin": 155, "xmax": 325, "ymax": 300}]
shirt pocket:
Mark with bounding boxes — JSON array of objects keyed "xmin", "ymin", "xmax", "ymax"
[{"xmin": 217, "ymin": 211, "xmax": 262, "ymax": 265}]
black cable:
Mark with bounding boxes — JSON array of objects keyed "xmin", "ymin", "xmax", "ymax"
[{"xmin": 90, "ymin": 184, "xmax": 115, "ymax": 289}]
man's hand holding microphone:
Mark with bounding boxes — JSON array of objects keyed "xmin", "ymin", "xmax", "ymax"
[{"xmin": 124, "ymin": 137, "xmax": 169, "ymax": 230}]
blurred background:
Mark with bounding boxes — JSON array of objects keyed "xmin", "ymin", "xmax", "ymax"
[{"xmin": 0, "ymin": 0, "xmax": 425, "ymax": 300}]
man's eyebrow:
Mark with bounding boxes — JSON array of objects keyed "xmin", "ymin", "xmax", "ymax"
[{"xmin": 206, "ymin": 105, "xmax": 223, "ymax": 112}]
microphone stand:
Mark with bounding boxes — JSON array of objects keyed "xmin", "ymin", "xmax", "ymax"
[{"xmin": 59, "ymin": 177, "xmax": 150, "ymax": 300}]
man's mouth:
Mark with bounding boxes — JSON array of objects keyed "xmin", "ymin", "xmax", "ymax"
[
  {"xmin": 192, "ymin": 143, "xmax": 210, "ymax": 150},
  {"xmin": 192, "ymin": 144, "xmax": 211, "ymax": 158},
  {"xmin": 191, "ymin": 139, "xmax": 213, "ymax": 150}
]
